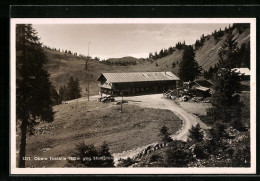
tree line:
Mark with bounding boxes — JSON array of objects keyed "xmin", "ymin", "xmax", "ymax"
[
  {"xmin": 149, "ymin": 45, "xmax": 176, "ymax": 60},
  {"xmin": 101, "ymin": 60, "xmax": 137, "ymax": 66},
  {"xmin": 43, "ymin": 45, "xmax": 101, "ymax": 62}
]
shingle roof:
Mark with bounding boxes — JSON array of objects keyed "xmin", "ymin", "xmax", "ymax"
[{"xmin": 97, "ymin": 72, "xmax": 180, "ymax": 83}]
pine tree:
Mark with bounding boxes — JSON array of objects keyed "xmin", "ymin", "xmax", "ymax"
[
  {"xmin": 59, "ymin": 86, "xmax": 64, "ymax": 101},
  {"xmin": 154, "ymin": 51, "xmax": 158, "ymax": 59},
  {"xmin": 172, "ymin": 62, "xmax": 176, "ymax": 68},
  {"xmin": 212, "ymin": 30, "xmax": 243, "ymax": 125},
  {"xmin": 66, "ymin": 76, "xmax": 81, "ymax": 100},
  {"xmin": 50, "ymin": 84, "xmax": 61, "ymax": 105},
  {"xmin": 16, "ymin": 24, "xmax": 54, "ymax": 167},
  {"xmin": 74, "ymin": 77, "xmax": 82, "ymax": 99},
  {"xmin": 188, "ymin": 124, "xmax": 204, "ymax": 143},
  {"xmin": 99, "ymin": 142, "xmax": 115, "ymax": 167},
  {"xmin": 159, "ymin": 126, "xmax": 173, "ymax": 143},
  {"xmin": 238, "ymin": 42, "xmax": 250, "ymax": 68},
  {"xmin": 178, "ymin": 46, "xmax": 202, "ymax": 82},
  {"xmin": 149, "ymin": 52, "xmax": 153, "ymax": 59}
]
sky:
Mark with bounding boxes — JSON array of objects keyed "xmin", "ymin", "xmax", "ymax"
[{"xmin": 33, "ymin": 23, "xmax": 230, "ymax": 60}]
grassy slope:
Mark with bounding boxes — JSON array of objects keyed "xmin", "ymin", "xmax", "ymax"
[
  {"xmin": 21, "ymin": 100, "xmax": 182, "ymax": 167},
  {"xmin": 195, "ymin": 28, "xmax": 250, "ymax": 70},
  {"xmin": 127, "ymin": 49, "xmax": 184, "ymax": 75},
  {"xmin": 44, "ymin": 49, "xmax": 133, "ymax": 96}
]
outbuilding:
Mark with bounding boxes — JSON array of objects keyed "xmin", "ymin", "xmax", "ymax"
[
  {"xmin": 184, "ymin": 80, "xmax": 213, "ymax": 98},
  {"xmin": 97, "ymin": 72, "xmax": 180, "ymax": 96},
  {"xmin": 232, "ymin": 68, "xmax": 250, "ymax": 80}
]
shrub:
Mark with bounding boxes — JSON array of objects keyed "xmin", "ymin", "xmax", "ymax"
[
  {"xmin": 194, "ymin": 141, "xmax": 209, "ymax": 159},
  {"xmin": 67, "ymin": 142, "xmax": 114, "ymax": 167},
  {"xmin": 165, "ymin": 147, "xmax": 192, "ymax": 167},
  {"xmin": 232, "ymin": 146, "xmax": 250, "ymax": 167},
  {"xmin": 159, "ymin": 126, "xmax": 173, "ymax": 143},
  {"xmin": 117, "ymin": 157, "xmax": 136, "ymax": 167},
  {"xmin": 149, "ymin": 154, "xmax": 162, "ymax": 163},
  {"xmin": 226, "ymin": 147, "xmax": 234, "ymax": 157},
  {"xmin": 164, "ymin": 140, "xmax": 193, "ymax": 167}
]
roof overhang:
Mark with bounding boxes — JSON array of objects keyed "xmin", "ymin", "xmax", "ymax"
[{"xmin": 195, "ymin": 86, "xmax": 210, "ymax": 92}]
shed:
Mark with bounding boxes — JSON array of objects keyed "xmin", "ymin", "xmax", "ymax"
[
  {"xmin": 232, "ymin": 68, "xmax": 250, "ymax": 80},
  {"xmin": 189, "ymin": 80, "xmax": 213, "ymax": 98}
]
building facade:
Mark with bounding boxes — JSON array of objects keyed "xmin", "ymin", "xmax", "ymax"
[
  {"xmin": 184, "ymin": 80, "xmax": 213, "ymax": 98},
  {"xmin": 97, "ymin": 72, "xmax": 180, "ymax": 96}
]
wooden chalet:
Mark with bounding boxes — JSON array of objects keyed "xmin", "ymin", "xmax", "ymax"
[{"xmin": 97, "ymin": 72, "xmax": 180, "ymax": 96}]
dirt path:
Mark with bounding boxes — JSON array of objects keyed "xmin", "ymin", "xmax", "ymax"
[{"xmin": 112, "ymin": 94, "xmax": 209, "ymax": 165}]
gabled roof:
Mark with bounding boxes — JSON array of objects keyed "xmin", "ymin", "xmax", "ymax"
[
  {"xmin": 194, "ymin": 80, "xmax": 213, "ymax": 88},
  {"xmin": 195, "ymin": 86, "xmax": 210, "ymax": 92},
  {"xmin": 232, "ymin": 68, "xmax": 250, "ymax": 76},
  {"xmin": 97, "ymin": 72, "xmax": 180, "ymax": 83}
]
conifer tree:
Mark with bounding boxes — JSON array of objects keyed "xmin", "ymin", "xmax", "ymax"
[
  {"xmin": 99, "ymin": 142, "xmax": 115, "ymax": 167},
  {"xmin": 188, "ymin": 124, "xmax": 204, "ymax": 143},
  {"xmin": 50, "ymin": 84, "xmax": 61, "ymax": 105},
  {"xmin": 16, "ymin": 24, "xmax": 54, "ymax": 167},
  {"xmin": 67, "ymin": 76, "xmax": 81, "ymax": 100},
  {"xmin": 178, "ymin": 46, "xmax": 202, "ymax": 82},
  {"xmin": 212, "ymin": 31, "xmax": 243, "ymax": 125}
]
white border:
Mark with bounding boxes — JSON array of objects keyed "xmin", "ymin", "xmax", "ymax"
[{"xmin": 10, "ymin": 18, "xmax": 256, "ymax": 175}]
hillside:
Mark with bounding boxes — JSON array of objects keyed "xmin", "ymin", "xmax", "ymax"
[
  {"xmin": 195, "ymin": 27, "xmax": 250, "ymax": 70},
  {"xmin": 44, "ymin": 49, "xmax": 133, "ymax": 96},
  {"xmin": 151, "ymin": 26, "xmax": 250, "ymax": 72},
  {"xmin": 43, "ymin": 25, "xmax": 250, "ymax": 96}
]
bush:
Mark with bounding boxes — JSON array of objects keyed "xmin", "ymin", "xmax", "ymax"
[
  {"xmin": 67, "ymin": 142, "xmax": 114, "ymax": 167},
  {"xmin": 164, "ymin": 140, "xmax": 193, "ymax": 167},
  {"xmin": 149, "ymin": 154, "xmax": 162, "ymax": 163},
  {"xmin": 209, "ymin": 121, "xmax": 227, "ymax": 142},
  {"xmin": 117, "ymin": 157, "xmax": 136, "ymax": 167},
  {"xmin": 232, "ymin": 146, "xmax": 250, "ymax": 167},
  {"xmin": 159, "ymin": 126, "xmax": 173, "ymax": 143},
  {"xmin": 165, "ymin": 147, "xmax": 192, "ymax": 167},
  {"xmin": 194, "ymin": 141, "xmax": 209, "ymax": 159},
  {"xmin": 225, "ymin": 147, "xmax": 234, "ymax": 157}
]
